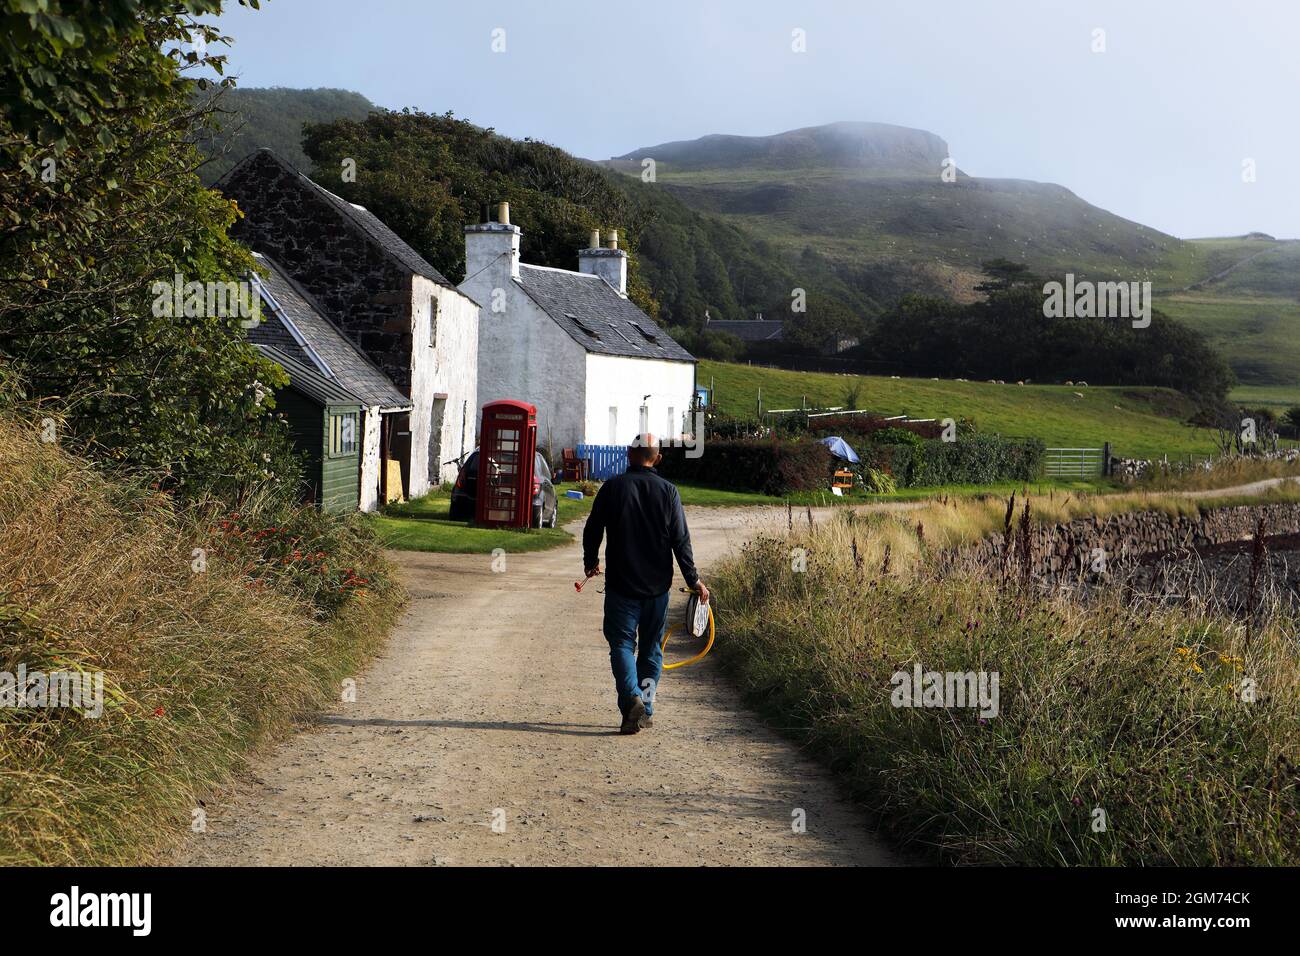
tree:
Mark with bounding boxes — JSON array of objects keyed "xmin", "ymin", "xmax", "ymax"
[
  {"xmin": 974, "ymin": 258, "xmax": 1039, "ymax": 295},
  {"xmin": 0, "ymin": 0, "xmax": 295, "ymax": 498}
]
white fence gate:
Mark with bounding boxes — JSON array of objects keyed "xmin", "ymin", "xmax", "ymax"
[{"xmin": 1044, "ymin": 447, "xmax": 1106, "ymax": 478}]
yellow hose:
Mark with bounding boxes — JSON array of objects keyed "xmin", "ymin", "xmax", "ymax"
[{"xmin": 660, "ymin": 603, "xmax": 715, "ymax": 670}]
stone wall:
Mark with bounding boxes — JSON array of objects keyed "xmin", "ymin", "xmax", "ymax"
[
  {"xmin": 959, "ymin": 502, "xmax": 1300, "ymax": 584},
  {"xmin": 223, "ymin": 151, "xmax": 416, "ymax": 389}
]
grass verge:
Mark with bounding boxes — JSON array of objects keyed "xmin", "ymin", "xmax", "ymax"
[
  {"xmin": 713, "ymin": 517, "xmax": 1300, "ymax": 864},
  {"xmin": 0, "ymin": 412, "xmax": 402, "ymax": 865},
  {"xmin": 371, "ymin": 483, "xmax": 594, "ymax": 554}
]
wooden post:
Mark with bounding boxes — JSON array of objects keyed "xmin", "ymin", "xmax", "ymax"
[{"xmin": 1102, "ymin": 441, "xmax": 1111, "ymax": 477}]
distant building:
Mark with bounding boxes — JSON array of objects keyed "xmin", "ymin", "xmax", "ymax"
[
  {"xmin": 705, "ymin": 312, "xmax": 858, "ymax": 355},
  {"xmin": 704, "ymin": 312, "xmax": 785, "ymax": 344},
  {"xmin": 458, "ymin": 205, "xmax": 695, "ymax": 449}
]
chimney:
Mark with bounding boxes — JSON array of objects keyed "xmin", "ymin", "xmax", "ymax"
[
  {"xmin": 463, "ymin": 199, "xmax": 520, "ymax": 282},
  {"xmin": 578, "ymin": 226, "xmax": 628, "ymax": 296}
]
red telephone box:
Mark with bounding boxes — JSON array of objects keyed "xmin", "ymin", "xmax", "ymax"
[{"xmin": 475, "ymin": 400, "xmax": 538, "ymax": 528}]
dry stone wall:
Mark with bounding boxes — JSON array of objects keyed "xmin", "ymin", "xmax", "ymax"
[{"xmin": 960, "ymin": 502, "xmax": 1300, "ymax": 585}]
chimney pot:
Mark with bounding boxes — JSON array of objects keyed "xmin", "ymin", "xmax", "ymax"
[
  {"xmin": 590, "ymin": 229, "xmax": 600, "ymax": 250},
  {"xmin": 498, "ymin": 201, "xmax": 510, "ymax": 225},
  {"xmin": 608, "ymin": 229, "xmax": 619, "ymax": 251}
]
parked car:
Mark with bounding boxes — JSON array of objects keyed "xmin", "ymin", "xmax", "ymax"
[{"xmin": 449, "ymin": 449, "xmax": 558, "ymax": 527}]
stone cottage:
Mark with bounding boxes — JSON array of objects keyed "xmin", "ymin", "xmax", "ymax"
[
  {"xmin": 220, "ymin": 149, "xmax": 478, "ymax": 498},
  {"xmin": 458, "ymin": 204, "xmax": 695, "ymax": 451}
]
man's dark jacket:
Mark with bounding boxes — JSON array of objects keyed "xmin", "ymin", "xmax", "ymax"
[{"xmin": 583, "ymin": 464, "xmax": 699, "ymax": 599}]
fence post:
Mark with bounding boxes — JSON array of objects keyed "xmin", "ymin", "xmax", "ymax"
[{"xmin": 1102, "ymin": 441, "xmax": 1111, "ymax": 477}]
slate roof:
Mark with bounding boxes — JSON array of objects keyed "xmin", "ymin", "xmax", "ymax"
[
  {"xmin": 705, "ymin": 318, "xmax": 784, "ymax": 342},
  {"xmin": 249, "ymin": 253, "xmax": 412, "ymax": 411},
  {"xmin": 224, "ymin": 149, "xmax": 455, "ymax": 288},
  {"xmin": 515, "ymin": 264, "xmax": 694, "ymax": 362},
  {"xmin": 255, "ymin": 344, "xmax": 362, "ymax": 409}
]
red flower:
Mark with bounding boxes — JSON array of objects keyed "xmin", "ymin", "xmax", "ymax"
[{"xmin": 153, "ymin": 706, "xmax": 165, "ymax": 718}]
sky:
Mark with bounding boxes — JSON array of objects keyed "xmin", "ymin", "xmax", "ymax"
[{"xmin": 213, "ymin": 0, "xmax": 1300, "ymax": 239}]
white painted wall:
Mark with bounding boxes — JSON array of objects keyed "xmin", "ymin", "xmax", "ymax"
[
  {"xmin": 460, "ymin": 224, "xmax": 694, "ymax": 453},
  {"xmin": 358, "ymin": 406, "xmax": 382, "ymax": 512},
  {"xmin": 408, "ymin": 276, "xmax": 479, "ymax": 494},
  {"xmin": 460, "ymin": 265, "xmax": 588, "ymax": 453},
  {"xmin": 584, "ymin": 353, "xmax": 696, "ymax": 446}
]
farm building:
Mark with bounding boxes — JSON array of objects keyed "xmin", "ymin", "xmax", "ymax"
[
  {"xmin": 254, "ymin": 344, "xmax": 363, "ymax": 514},
  {"xmin": 220, "ymin": 149, "xmax": 479, "ymax": 499},
  {"xmin": 248, "ymin": 252, "xmax": 412, "ymax": 510},
  {"xmin": 458, "ymin": 204, "xmax": 696, "ymax": 451}
]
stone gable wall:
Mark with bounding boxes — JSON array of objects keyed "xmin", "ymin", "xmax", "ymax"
[{"xmin": 223, "ymin": 153, "xmax": 415, "ymax": 389}]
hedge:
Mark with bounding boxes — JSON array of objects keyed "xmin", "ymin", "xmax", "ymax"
[
  {"xmin": 806, "ymin": 414, "xmax": 943, "ymax": 441},
  {"xmin": 865, "ymin": 434, "xmax": 1045, "ymax": 487},
  {"xmin": 657, "ymin": 438, "xmax": 833, "ymax": 495}
]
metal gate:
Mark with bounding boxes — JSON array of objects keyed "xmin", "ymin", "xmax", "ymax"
[{"xmin": 1044, "ymin": 447, "xmax": 1105, "ymax": 478}]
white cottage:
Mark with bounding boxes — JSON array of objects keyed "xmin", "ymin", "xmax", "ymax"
[{"xmin": 459, "ymin": 204, "xmax": 696, "ymax": 452}]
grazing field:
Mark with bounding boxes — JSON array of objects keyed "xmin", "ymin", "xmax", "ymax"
[
  {"xmin": 698, "ymin": 360, "xmax": 1217, "ymax": 458},
  {"xmin": 1156, "ymin": 293, "xmax": 1300, "ymax": 391}
]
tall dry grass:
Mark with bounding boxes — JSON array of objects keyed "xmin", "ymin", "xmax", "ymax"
[
  {"xmin": 0, "ymin": 410, "xmax": 403, "ymax": 865},
  {"xmin": 714, "ymin": 515, "xmax": 1300, "ymax": 865},
  {"xmin": 827, "ymin": 484, "xmax": 1300, "ymax": 577}
]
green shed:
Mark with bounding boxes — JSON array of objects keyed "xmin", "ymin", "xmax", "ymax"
[{"xmin": 257, "ymin": 344, "xmax": 362, "ymax": 513}]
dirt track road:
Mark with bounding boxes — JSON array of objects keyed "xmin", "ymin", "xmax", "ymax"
[{"xmin": 174, "ymin": 505, "xmax": 896, "ymax": 867}]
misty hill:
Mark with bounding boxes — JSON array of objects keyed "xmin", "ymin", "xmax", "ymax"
[
  {"xmin": 605, "ymin": 121, "xmax": 950, "ymax": 175},
  {"xmin": 196, "ymin": 87, "xmax": 375, "ymax": 185},
  {"xmin": 605, "ymin": 121, "xmax": 1195, "ymax": 301}
]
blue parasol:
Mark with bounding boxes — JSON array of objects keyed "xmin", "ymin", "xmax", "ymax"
[{"xmin": 819, "ymin": 436, "xmax": 860, "ymax": 464}]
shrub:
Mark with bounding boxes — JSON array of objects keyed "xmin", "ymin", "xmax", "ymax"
[
  {"xmin": 865, "ymin": 434, "xmax": 1045, "ymax": 487},
  {"xmin": 658, "ymin": 438, "xmax": 833, "ymax": 495},
  {"xmin": 806, "ymin": 415, "xmax": 942, "ymax": 441}
]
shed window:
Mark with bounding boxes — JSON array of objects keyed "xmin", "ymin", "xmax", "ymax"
[
  {"xmin": 429, "ymin": 295, "xmax": 439, "ymax": 349},
  {"xmin": 329, "ymin": 412, "xmax": 358, "ymax": 456}
]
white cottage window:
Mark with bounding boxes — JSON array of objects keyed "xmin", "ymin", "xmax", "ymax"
[{"xmin": 429, "ymin": 295, "xmax": 439, "ymax": 349}]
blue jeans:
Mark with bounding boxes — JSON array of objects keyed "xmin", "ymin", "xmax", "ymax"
[{"xmin": 602, "ymin": 590, "xmax": 670, "ymax": 718}]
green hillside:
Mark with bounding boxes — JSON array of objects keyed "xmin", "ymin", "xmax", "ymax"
[
  {"xmin": 697, "ymin": 360, "xmax": 1220, "ymax": 459},
  {"xmin": 610, "ymin": 124, "xmax": 1300, "ymax": 389},
  {"xmin": 195, "ymin": 87, "xmax": 376, "ymax": 185},
  {"xmin": 1153, "ymin": 237, "xmax": 1300, "ymax": 396},
  {"xmin": 606, "ymin": 121, "xmax": 1200, "ymax": 304}
]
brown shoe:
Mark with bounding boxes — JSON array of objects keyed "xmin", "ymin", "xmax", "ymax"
[{"xmin": 620, "ymin": 697, "xmax": 646, "ymax": 735}]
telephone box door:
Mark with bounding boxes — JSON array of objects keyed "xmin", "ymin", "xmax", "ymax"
[{"xmin": 475, "ymin": 400, "xmax": 538, "ymax": 528}]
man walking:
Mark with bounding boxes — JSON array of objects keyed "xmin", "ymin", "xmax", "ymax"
[{"xmin": 582, "ymin": 434, "xmax": 708, "ymax": 735}]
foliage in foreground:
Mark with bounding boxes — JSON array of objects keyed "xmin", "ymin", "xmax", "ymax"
[
  {"xmin": 713, "ymin": 514, "xmax": 1299, "ymax": 865},
  {"xmin": 0, "ymin": 409, "xmax": 401, "ymax": 865},
  {"xmin": 1, "ymin": 0, "xmax": 295, "ymax": 500}
]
